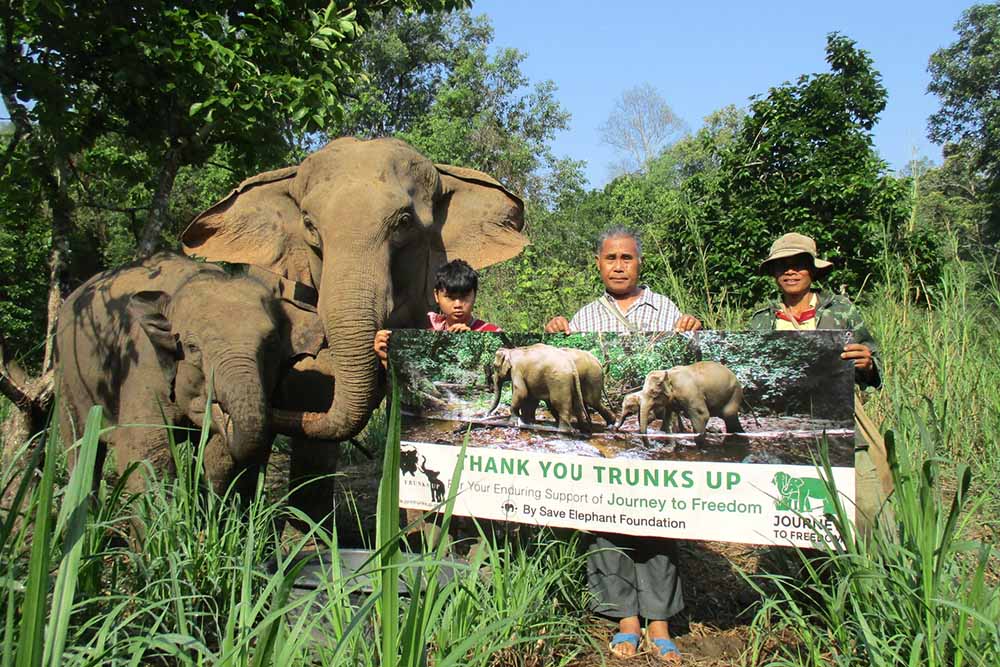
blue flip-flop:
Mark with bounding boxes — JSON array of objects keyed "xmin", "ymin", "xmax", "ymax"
[
  {"xmin": 608, "ymin": 632, "xmax": 641, "ymax": 658},
  {"xmin": 647, "ymin": 637, "xmax": 681, "ymax": 663}
]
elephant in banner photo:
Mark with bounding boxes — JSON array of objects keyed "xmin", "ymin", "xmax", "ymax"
[
  {"xmin": 634, "ymin": 361, "xmax": 744, "ymax": 441},
  {"xmin": 180, "ymin": 137, "xmax": 525, "ymax": 513},
  {"xmin": 560, "ymin": 348, "xmax": 616, "ymax": 428},
  {"xmin": 487, "ymin": 344, "xmax": 590, "ymax": 433},
  {"xmin": 55, "ymin": 253, "xmax": 322, "ymax": 499},
  {"xmin": 615, "ymin": 390, "xmax": 684, "ymax": 433}
]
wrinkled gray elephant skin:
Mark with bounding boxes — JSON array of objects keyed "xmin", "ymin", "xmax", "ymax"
[
  {"xmin": 488, "ymin": 344, "xmax": 590, "ymax": 434},
  {"xmin": 54, "ymin": 253, "xmax": 308, "ymax": 499},
  {"xmin": 180, "ymin": 137, "xmax": 526, "ymax": 522}
]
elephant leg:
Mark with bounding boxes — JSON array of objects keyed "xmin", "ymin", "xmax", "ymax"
[
  {"xmin": 614, "ymin": 411, "xmax": 627, "ymax": 431},
  {"xmin": 115, "ymin": 425, "xmax": 175, "ymax": 496},
  {"xmin": 656, "ymin": 407, "xmax": 670, "ymax": 432},
  {"xmin": 521, "ymin": 397, "xmax": 540, "ymax": 425},
  {"xmin": 549, "ymin": 394, "xmax": 575, "ymax": 433},
  {"xmin": 687, "ymin": 404, "xmax": 711, "ymax": 442},
  {"xmin": 722, "ymin": 389, "xmax": 745, "ymax": 433},
  {"xmin": 638, "ymin": 400, "xmax": 652, "ymax": 435},
  {"xmin": 510, "ymin": 379, "xmax": 528, "ymax": 427},
  {"xmin": 595, "ymin": 403, "xmax": 616, "ymax": 428},
  {"xmin": 288, "ymin": 437, "xmax": 340, "ymax": 530},
  {"xmin": 723, "ymin": 414, "xmax": 744, "ymax": 434}
]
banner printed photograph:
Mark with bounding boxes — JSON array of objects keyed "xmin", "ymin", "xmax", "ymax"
[{"xmin": 389, "ymin": 330, "xmax": 856, "ymax": 547}]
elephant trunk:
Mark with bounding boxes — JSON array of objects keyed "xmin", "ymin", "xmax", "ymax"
[
  {"xmin": 638, "ymin": 398, "xmax": 651, "ymax": 435},
  {"xmin": 271, "ymin": 251, "xmax": 387, "ymax": 441},
  {"xmin": 487, "ymin": 372, "xmax": 503, "ymax": 416},
  {"xmin": 214, "ymin": 357, "xmax": 270, "ymax": 465}
]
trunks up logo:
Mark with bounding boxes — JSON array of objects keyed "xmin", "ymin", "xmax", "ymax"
[
  {"xmin": 400, "ymin": 447, "xmax": 448, "ymax": 503},
  {"xmin": 771, "ymin": 471, "xmax": 835, "ymax": 513}
]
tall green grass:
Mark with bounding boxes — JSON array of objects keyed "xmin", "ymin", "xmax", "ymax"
[{"xmin": 0, "ymin": 384, "xmax": 591, "ymax": 666}]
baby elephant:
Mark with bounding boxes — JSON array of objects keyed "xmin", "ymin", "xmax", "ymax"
[
  {"xmin": 616, "ymin": 390, "xmax": 683, "ymax": 433},
  {"xmin": 487, "ymin": 344, "xmax": 590, "ymax": 433},
  {"xmin": 635, "ymin": 361, "xmax": 744, "ymax": 441},
  {"xmin": 55, "ymin": 253, "xmax": 291, "ymax": 499}
]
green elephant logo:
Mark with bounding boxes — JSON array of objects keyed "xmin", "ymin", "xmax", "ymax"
[{"xmin": 772, "ymin": 471, "xmax": 835, "ymax": 513}]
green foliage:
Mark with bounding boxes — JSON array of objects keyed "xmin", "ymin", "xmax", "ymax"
[
  {"xmin": 393, "ymin": 14, "xmax": 577, "ymax": 207},
  {"xmin": 747, "ymin": 441, "xmax": 999, "ymax": 667},
  {"xmin": 928, "ymin": 2, "xmax": 1000, "ymax": 243},
  {"xmin": 484, "ymin": 34, "xmax": 941, "ymax": 332},
  {"xmin": 338, "ymin": 8, "xmax": 491, "ymax": 138},
  {"xmin": 715, "ymin": 33, "xmax": 917, "ymax": 304},
  {"xmin": 0, "ymin": 142, "xmax": 48, "ymax": 365},
  {"xmin": 2, "ymin": 1, "xmax": 466, "ymax": 157}
]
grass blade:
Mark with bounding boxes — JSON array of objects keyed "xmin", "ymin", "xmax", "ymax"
[
  {"xmin": 15, "ymin": 420, "xmax": 59, "ymax": 667},
  {"xmin": 44, "ymin": 405, "xmax": 103, "ymax": 667}
]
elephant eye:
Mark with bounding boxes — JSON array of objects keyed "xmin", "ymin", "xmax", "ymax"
[
  {"xmin": 302, "ymin": 213, "xmax": 321, "ymax": 248},
  {"xmin": 396, "ymin": 211, "xmax": 413, "ymax": 227}
]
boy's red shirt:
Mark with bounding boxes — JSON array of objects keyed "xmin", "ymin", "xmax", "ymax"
[{"xmin": 426, "ymin": 312, "xmax": 501, "ymax": 332}]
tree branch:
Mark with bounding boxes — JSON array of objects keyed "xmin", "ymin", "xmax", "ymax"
[{"xmin": 0, "ymin": 334, "xmax": 35, "ymax": 412}]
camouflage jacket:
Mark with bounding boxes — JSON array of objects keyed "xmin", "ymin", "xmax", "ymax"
[{"xmin": 748, "ymin": 291, "xmax": 882, "ymax": 389}]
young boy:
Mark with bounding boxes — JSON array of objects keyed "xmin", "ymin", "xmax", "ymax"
[{"xmin": 373, "ymin": 259, "xmax": 499, "ymax": 365}]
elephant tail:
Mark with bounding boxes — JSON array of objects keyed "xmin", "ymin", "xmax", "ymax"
[
  {"xmin": 741, "ymin": 394, "xmax": 762, "ymax": 429},
  {"xmin": 571, "ymin": 365, "xmax": 591, "ymax": 430}
]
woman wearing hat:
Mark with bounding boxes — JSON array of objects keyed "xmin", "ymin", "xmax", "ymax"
[
  {"xmin": 749, "ymin": 232, "xmax": 880, "ymax": 388},
  {"xmin": 750, "ymin": 232, "xmax": 891, "ymax": 536}
]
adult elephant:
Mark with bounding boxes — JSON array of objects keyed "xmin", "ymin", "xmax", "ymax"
[
  {"xmin": 182, "ymin": 137, "xmax": 526, "ymax": 440},
  {"xmin": 487, "ymin": 344, "xmax": 590, "ymax": 433},
  {"xmin": 181, "ymin": 138, "xmax": 525, "ymax": 513},
  {"xmin": 561, "ymin": 348, "xmax": 616, "ymax": 428}
]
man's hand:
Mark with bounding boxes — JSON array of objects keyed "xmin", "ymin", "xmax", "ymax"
[
  {"xmin": 447, "ymin": 323, "xmax": 471, "ymax": 332},
  {"xmin": 674, "ymin": 314, "xmax": 702, "ymax": 332},
  {"xmin": 545, "ymin": 316, "xmax": 571, "ymax": 333},
  {"xmin": 841, "ymin": 343, "xmax": 874, "ymax": 373},
  {"xmin": 374, "ymin": 329, "xmax": 391, "ymax": 366}
]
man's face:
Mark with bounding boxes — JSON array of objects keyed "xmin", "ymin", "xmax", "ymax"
[
  {"xmin": 596, "ymin": 235, "xmax": 641, "ymax": 297},
  {"xmin": 434, "ymin": 289, "xmax": 476, "ymax": 325},
  {"xmin": 770, "ymin": 254, "xmax": 814, "ymax": 298}
]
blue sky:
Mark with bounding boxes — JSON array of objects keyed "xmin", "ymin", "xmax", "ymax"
[{"xmin": 470, "ymin": 0, "xmax": 974, "ymax": 187}]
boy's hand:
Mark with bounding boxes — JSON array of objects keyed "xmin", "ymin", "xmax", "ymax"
[
  {"xmin": 841, "ymin": 343, "xmax": 873, "ymax": 372},
  {"xmin": 545, "ymin": 316, "xmax": 571, "ymax": 333},
  {"xmin": 374, "ymin": 329, "xmax": 391, "ymax": 366},
  {"xmin": 674, "ymin": 314, "xmax": 702, "ymax": 332},
  {"xmin": 447, "ymin": 323, "xmax": 471, "ymax": 332}
]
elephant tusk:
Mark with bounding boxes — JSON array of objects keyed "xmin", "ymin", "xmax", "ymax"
[{"xmin": 210, "ymin": 403, "xmax": 236, "ymax": 444}]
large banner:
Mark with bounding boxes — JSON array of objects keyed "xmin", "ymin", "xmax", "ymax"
[{"xmin": 390, "ymin": 330, "xmax": 856, "ymax": 548}]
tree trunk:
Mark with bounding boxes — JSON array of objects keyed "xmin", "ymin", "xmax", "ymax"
[
  {"xmin": 40, "ymin": 161, "xmax": 74, "ymax": 376},
  {"xmin": 137, "ymin": 145, "xmax": 183, "ymax": 258},
  {"xmin": 0, "ymin": 87, "xmax": 70, "ymax": 440}
]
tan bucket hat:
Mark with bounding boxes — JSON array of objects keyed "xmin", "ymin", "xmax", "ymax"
[{"xmin": 759, "ymin": 232, "xmax": 833, "ymax": 275}]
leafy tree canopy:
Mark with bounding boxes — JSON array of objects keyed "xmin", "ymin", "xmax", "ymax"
[
  {"xmin": 928, "ymin": 2, "xmax": 1000, "ymax": 242},
  {"xmin": 715, "ymin": 33, "xmax": 913, "ymax": 302}
]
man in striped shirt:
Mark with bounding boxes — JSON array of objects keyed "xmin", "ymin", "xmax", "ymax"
[
  {"xmin": 544, "ymin": 226, "xmax": 699, "ymax": 663},
  {"xmin": 544, "ymin": 226, "xmax": 701, "ymax": 334}
]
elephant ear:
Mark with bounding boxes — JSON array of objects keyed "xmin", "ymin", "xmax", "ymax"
[
  {"xmin": 435, "ymin": 164, "xmax": 528, "ymax": 269},
  {"xmin": 180, "ymin": 167, "xmax": 315, "ymax": 286},
  {"xmin": 128, "ymin": 291, "xmax": 179, "ymax": 386},
  {"xmin": 240, "ymin": 266, "xmax": 325, "ymax": 359},
  {"xmin": 277, "ymin": 300, "xmax": 326, "ymax": 360}
]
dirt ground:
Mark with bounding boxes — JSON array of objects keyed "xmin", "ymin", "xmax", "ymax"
[{"xmin": 327, "ymin": 454, "xmax": 798, "ymax": 667}]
